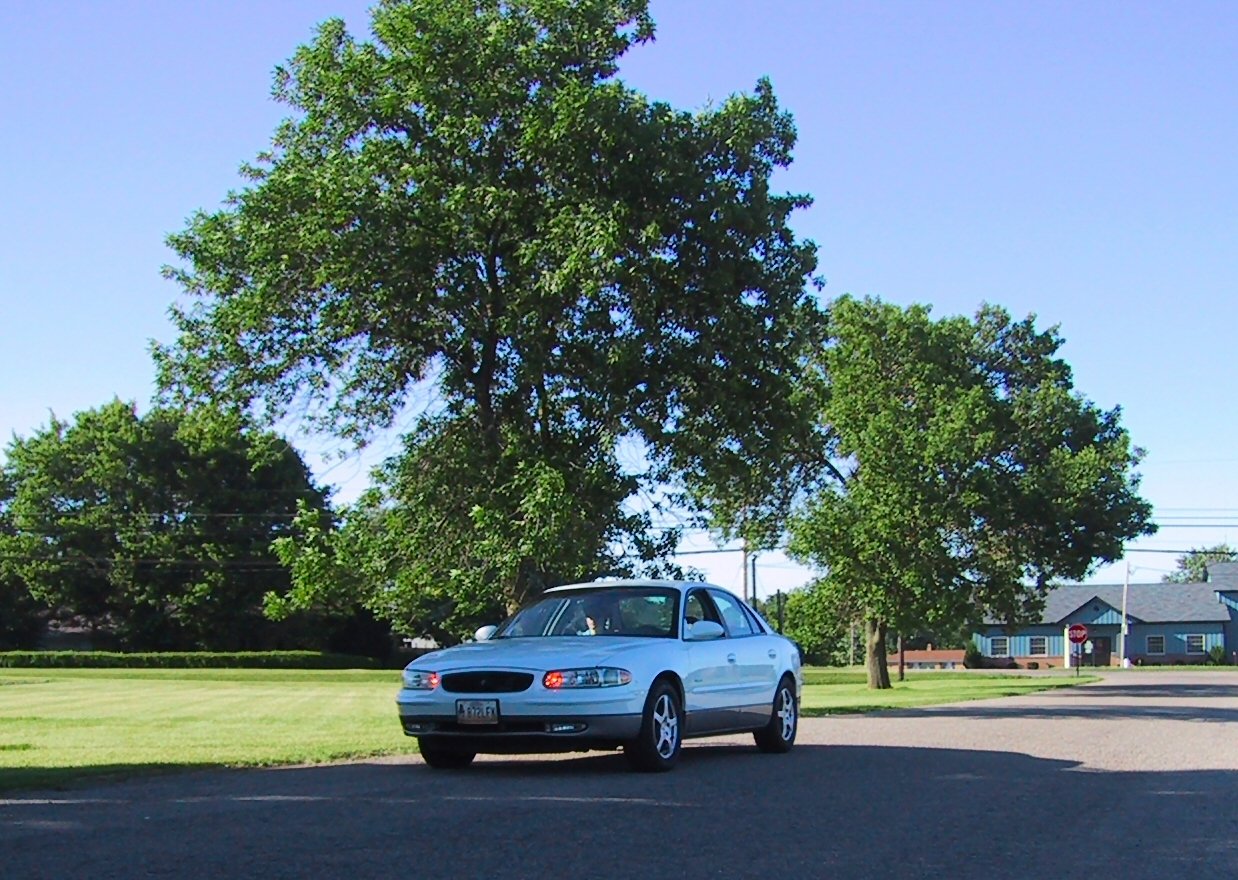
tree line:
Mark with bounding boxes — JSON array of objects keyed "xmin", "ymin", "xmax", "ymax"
[
  {"xmin": 0, "ymin": 402, "xmax": 389, "ymax": 655},
  {"xmin": 2, "ymin": 0, "xmax": 1157, "ymax": 685}
]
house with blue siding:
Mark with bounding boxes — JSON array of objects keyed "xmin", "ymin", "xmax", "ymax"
[{"xmin": 973, "ymin": 562, "xmax": 1238, "ymax": 668}]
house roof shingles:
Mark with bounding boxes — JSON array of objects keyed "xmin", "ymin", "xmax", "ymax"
[
  {"xmin": 1038, "ymin": 582, "xmax": 1233, "ymax": 624},
  {"xmin": 1204, "ymin": 561, "xmax": 1238, "ymax": 584}
]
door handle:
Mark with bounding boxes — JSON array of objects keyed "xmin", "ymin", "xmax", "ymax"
[
  {"xmin": 727, "ymin": 653, "xmax": 737, "ymax": 663},
  {"xmin": 768, "ymin": 650, "xmax": 777, "ymax": 659}
]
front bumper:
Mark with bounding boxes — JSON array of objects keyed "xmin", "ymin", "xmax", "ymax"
[
  {"xmin": 401, "ymin": 717, "xmax": 643, "ymax": 742},
  {"xmin": 397, "ymin": 684, "xmax": 645, "ymax": 752}
]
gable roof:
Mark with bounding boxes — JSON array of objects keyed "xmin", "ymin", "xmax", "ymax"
[
  {"xmin": 1039, "ymin": 582, "xmax": 1230, "ymax": 624},
  {"xmin": 1205, "ymin": 561, "xmax": 1238, "ymax": 584}
]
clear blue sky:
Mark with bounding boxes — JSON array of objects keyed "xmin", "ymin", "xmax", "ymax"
[{"xmin": 3, "ymin": 0, "xmax": 1237, "ymax": 596}]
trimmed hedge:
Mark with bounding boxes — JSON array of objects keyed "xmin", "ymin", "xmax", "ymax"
[{"xmin": 0, "ymin": 651, "xmax": 381, "ymax": 669}]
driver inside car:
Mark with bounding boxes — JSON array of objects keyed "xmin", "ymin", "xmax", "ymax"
[{"xmin": 576, "ymin": 596, "xmax": 612, "ymax": 635}]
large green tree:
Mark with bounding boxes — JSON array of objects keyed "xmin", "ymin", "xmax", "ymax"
[
  {"xmin": 0, "ymin": 472, "xmax": 47, "ymax": 649},
  {"xmin": 1163, "ymin": 544, "xmax": 1237, "ymax": 584},
  {"xmin": 788, "ymin": 297, "xmax": 1155, "ymax": 688},
  {"xmin": 0, "ymin": 401, "xmax": 327, "ymax": 650},
  {"xmin": 156, "ymin": 0, "xmax": 825, "ymax": 633},
  {"xmin": 268, "ymin": 420, "xmax": 682, "ymax": 642},
  {"xmin": 775, "ymin": 581, "xmax": 863, "ymax": 667}
]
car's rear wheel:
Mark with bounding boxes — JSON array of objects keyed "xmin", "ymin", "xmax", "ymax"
[
  {"xmin": 417, "ymin": 738, "xmax": 476, "ymax": 769},
  {"xmin": 624, "ymin": 680, "xmax": 682, "ymax": 772},
  {"xmin": 753, "ymin": 675, "xmax": 797, "ymax": 754}
]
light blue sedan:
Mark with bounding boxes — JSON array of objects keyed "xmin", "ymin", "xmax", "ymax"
[{"xmin": 397, "ymin": 579, "xmax": 802, "ymax": 772}]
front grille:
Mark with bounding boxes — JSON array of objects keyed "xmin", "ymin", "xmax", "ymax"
[{"xmin": 441, "ymin": 671, "xmax": 534, "ymax": 693}]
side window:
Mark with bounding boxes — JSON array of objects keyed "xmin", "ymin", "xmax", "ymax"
[
  {"xmin": 709, "ymin": 590, "xmax": 754, "ymax": 636},
  {"xmin": 684, "ymin": 590, "xmax": 721, "ymax": 626},
  {"xmin": 743, "ymin": 603, "xmax": 771, "ymax": 634}
]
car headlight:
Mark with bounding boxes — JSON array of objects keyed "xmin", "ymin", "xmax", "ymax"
[
  {"xmin": 543, "ymin": 668, "xmax": 632, "ymax": 689},
  {"xmin": 403, "ymin": 669, "xmax": 439, "ymax": 690}
]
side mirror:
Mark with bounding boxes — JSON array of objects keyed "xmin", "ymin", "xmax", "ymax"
[
  {"xmin": 473, "ymin": 624, "xmax": 498, "ymax": 642},
  {"xmin": 685, "ymin": 620, "xmax": 725, "ymax": 641}
]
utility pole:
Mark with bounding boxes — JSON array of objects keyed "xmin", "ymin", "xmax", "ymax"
[
  {"xmin": 741, "ymin": 537, "xmax": 749, "ymax": 603},
  {"xmin": 750, "ymin": 553, "xmax": 758, "ymax": 606},
  {"xmin": 1121, "ymin": 560, "xmax": 1130, "ymax": 667}
]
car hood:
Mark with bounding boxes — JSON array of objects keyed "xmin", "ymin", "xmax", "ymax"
[{"xmin": 409, "ymin": 636, "xmax": 663, "ymax": 672}]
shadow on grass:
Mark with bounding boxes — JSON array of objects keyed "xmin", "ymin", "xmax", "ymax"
[
  {"xmin": 0, "ymin": 763, "xmax": 232, "ymax": 793},
  {"xmin": 0, "ymin": 747, "xmax": 417, "ymax": 794}
]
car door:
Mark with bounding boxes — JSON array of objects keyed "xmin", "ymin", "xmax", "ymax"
[
  {"xmin": 708, "ymin": 589, "xmax": 779, "ymax": 726},
  {"xmin": 681, "ymin": 588, "xmax": 741, "ymax": 733}
]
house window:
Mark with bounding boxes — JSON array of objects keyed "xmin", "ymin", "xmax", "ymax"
[
  {"xmin": 1185, "ymin": 634, "xmax": 1205, "ymax": 655},
  {"xmin": 990, "ymin": 637, "xmax": 1009, "ymax": 657},
  {"xmin": 1029, "ymin": 636, "xmax": 1047, "ymax": 656},
  {"xmin": 1146, "ymin": 635, "xmax": 1165, "ymax": 655}
]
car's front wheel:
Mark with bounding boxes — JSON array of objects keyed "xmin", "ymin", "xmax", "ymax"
[
  {"xmin": 624, "ymin": 680, "xmax": 682, "ymax": 772},
  {"xmin": 417, "ymin": 738, "xmax": 476, "ymax": 770},
  {"xmin": 753, "ymin": 675, "xmax": 797, "ymax": 753}
]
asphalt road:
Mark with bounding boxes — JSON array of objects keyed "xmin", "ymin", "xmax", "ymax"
[{"xmin": 2, "ymin": 670, "xmax": 1235, "ymax": 879}]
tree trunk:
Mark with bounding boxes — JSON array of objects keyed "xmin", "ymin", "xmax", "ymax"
[
  {"xmin": 898, "ymin": 634, "xmax": 906, "ymax": 682},
  {"xmin": 865, "ymin": 618, "xmax": 892, "ymax": 689}
]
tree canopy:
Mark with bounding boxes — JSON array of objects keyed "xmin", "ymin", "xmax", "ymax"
[
  {"xmin": 0, "ymin": 472, "xmax": 46, "ymax": 649},
  {"xmin": 1163, "ymin": 544, "xmax": 1237, "ymax": 584},
  {"xmin": 0, "ymin": 401, "xmax": 327, "ymax": 650},
  {"xmin": 788, "ymin": 297, "xmax": 1155, "ymax": 687},
  {"xmin": 156, "ymin": 0, "xmax": 826, "ymax": 633}
]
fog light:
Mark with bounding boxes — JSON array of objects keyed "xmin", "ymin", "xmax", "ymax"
[{"xmin": 545, "ymin": 722, "xmax": 586, "ymax": 733}]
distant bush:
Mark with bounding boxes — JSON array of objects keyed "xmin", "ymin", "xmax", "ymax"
[
  {"xmin": 963, "ymin": 642, "xmax": 983, "ymax": 669},
  {"xmin": 0, "ymin": 651, "xmax": 380, "ymax": 669},
  {"xmin": 1207, "ymin": 645, "xmax": 1228, "ymax": 666}
]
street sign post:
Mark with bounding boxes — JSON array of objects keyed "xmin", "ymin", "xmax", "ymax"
[{"xmin": 1068, "ymin": 624, "xmax": 1088, "ymax": 675}]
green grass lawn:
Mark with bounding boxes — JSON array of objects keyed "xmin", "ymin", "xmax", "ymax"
[
  {"xmin": 0, "ymin": 666, "xmax": 1096, "ymax": 792},
  {"xmin": 799, "ymin": 668, "xmax": 1098, "ymax": 715},
  {"xmin": 0, "ymin": 668, "xmax": 415, "ymax": 791}
]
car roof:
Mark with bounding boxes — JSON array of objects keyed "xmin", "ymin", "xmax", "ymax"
[{"xmin": 545, "ymin": 579, "xmax": 722, "ymax": 595}]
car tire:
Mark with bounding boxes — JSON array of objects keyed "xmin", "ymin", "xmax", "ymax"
[
  {"xmin": 417, "ymin": 738, "xmax": 476, "ymax": 770},
  {"xmin": 624, "ymin": 680, "xmax": 682, "ymax": 772},
  {"xmin": 753, "ymin": 675, "xmax": 797, "ymax": 754}
]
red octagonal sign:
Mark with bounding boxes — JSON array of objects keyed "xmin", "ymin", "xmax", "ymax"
[{"xmin": 1068, "ymin": 623, "xmax": 1089, "ymax": 644}]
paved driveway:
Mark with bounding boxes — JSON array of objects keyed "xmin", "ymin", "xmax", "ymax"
[{"xmin": 1, "ymin": 670, "xmax": 1235, "ymax": 879}]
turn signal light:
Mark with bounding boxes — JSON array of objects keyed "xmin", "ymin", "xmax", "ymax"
[
  {"xmin": 403, "ymin": 669, "xmax": 439, "ymax": 690},
  {"xmin": 542, "ymin": 668, "xmax": 632, "ymax": 689}
]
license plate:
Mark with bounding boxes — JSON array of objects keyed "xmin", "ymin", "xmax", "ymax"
[{"xmin": 456, "ymin": 699, "xmax": 499, "ymax": 725}]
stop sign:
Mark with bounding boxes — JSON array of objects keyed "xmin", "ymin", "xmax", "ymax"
[{"xmin": 1068, "ymin": 623, "xmax": 1088, "ymax": 644}]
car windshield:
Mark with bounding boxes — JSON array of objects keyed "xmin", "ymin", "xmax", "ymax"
[{"xmin": 494, "ymin": 586, "xmax": 680, "ymax": 639}]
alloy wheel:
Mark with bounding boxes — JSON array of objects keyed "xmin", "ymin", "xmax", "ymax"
[{"xmin": 652, "ymin": 692, "xmax": 679, "ymax": 758}]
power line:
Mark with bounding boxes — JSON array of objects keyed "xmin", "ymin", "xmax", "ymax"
[
  {"xmin": 0, "ymin": 552, "xmax": 287, "ymax": 568},
  {"xmin": 1144, "ymin": 524, "xmax": 1238, "ymax": 528}
]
